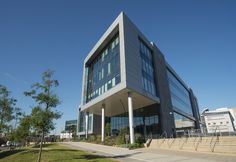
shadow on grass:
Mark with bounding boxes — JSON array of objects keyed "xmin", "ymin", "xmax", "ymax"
[
  {"xmin": 73, "ymin": 154, "xmax": 109, "ymax": 160},
  {"xmin": 70, "ymin": 151, "xmax": 142, "ymax": 161},
  {"xmin": 32, "ymin": 143, "xmax": 54, "ymax": 148},
  {"xmin": 0, "ymin": 149, "xmax": 25, "ymax": 159},
  {"xmin": 45, "ymin": 149, "xmax": 83, "ymax": 152},
  {"xmin": 111, "ymin": 151, "xmax": 141, "ymax": 159}
]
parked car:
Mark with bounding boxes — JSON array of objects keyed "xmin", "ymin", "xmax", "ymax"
[{"xmin": 6, "ymin": 141, "xmax": 12, "ymax": 146}]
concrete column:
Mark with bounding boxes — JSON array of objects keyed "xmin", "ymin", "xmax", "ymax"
[
  {"xmin": 101, "ymin": 106, "xmax": 105, "ymax": 143},
  {"xmin": 128, "ymin": 92, "xmax": 134, "ymax": 144},
  {"xmin": 85, "ymin": 112, "xmax": 89, "ymax": 139}
]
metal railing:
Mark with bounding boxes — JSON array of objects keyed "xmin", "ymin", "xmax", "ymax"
[
  {"xmin": 148, "ymin": 126, "xmax": 236, "ymax": 152},
  {"xmin": 167, "ymin": 134, "xmax": 176, "ymax": 148},
  {"xmin": 159, "ymin": 131, "xmax": 167, "ymax": 147},
  {"xmin": 209, "ymin": 126, "xmax": 221, "ymax": 152},
  {"xmin": 194, "ymin": 136, "xmax": 202, "ymax": 151}
]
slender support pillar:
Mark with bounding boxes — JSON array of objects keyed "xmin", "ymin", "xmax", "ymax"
[
  {"xmin": 128, "ymin": 92, "xmax": 134, "ymax": 144},
  {"xmin": 101, "ymin": 106, "xmax": 105, "ymax": 143},
  {"xmin": 85, "ymin": 113, "xmax": 89, "ymax": 139}
]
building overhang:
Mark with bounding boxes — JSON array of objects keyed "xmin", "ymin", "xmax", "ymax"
[{"xmin": 81, "ymin": 87, "xmax": 160, "ymax": 117}]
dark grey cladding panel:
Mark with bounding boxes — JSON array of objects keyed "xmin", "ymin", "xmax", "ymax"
[
  {"xmin": 93, "ymin": 114, "xmax": 101, "ymax": 135},
  {"xmin": 152, "ymin": 46, "xmax": 175, "ymax": 137},
  {"xmin": 122, "ymin": 12, "xmax": 143, "ymax": 93}
]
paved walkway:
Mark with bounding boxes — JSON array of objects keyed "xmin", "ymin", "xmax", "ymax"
[{"xmin": 61, "ymin": 142, "xmax": 236, "ymax": 162}]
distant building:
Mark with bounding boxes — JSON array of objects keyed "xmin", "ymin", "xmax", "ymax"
[
  {"xmin": 65, "ymin": 120, "xmax": 77, "ymax": 131},
  {"xmin": 60, "ymin": 119, "xmax": 77, "ymax": 140},
  {"xmin": 229, "ymin": 108, "xmax": 236, "ymax": 128},
  {"xmin": 78, "ymin": 107, "xmax": 101, "ymax": 138},
  {"xmin": 201, "ymin": 108, "xmax": 236, "ymax": 134},
  {"xmin": 60, "ymin": 131, "xmax": 72, "ymax": 139}
]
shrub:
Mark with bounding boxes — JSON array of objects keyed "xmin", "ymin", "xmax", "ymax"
[
  {"xmin": 88, "ymin": 135, "xmax": 97, "ymax": 143},
  {"xmin": 128, "ymin": 143, "xmax": 144, "ymax": 149},
  {"xmin": 95, "ymin": 135, "xmax": 101, "ymax": 144},
  {"xmin": 135, "ymin": 133, "xmax": 145, "ymax": 144},
  {"xmin": 105, "ymin": 136, "xmax": 115, "ymax": 146},
  {"xmin": 79, "ymin": 137, "xmax": 86, "ymax": 142},
  {"xmin": 115, "ymin": 128, "xmax": 128, "ymax": 145}
]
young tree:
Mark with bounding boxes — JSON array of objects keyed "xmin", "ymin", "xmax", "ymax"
[
  {"xmin": 14, "ymin": 115, "xmax": 31, "ymax": 146},
  {"xmin": 24, "ymin": 70, "xmax": 61, "ymax": 162},
  {"xmin": 14, "ymin": 107, "xmax": 22, "ymax": 129},
  {"xmin": 0, "ymin": 85, "xmax": 17, "ymax": 136}
]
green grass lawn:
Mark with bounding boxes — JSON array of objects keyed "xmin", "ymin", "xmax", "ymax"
[{"xmin": 0, "ymin": 143, "xmax": 116, "ymax": 162}]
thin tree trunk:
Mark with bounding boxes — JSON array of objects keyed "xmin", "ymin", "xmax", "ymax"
[{"xmin": 37, "ymin": 131, "xmax": 44, "ymax": 162}]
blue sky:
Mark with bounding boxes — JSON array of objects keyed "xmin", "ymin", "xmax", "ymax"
[{"xmin": 0, "ymin": 0, "xmax": 236, "ymax": 134}]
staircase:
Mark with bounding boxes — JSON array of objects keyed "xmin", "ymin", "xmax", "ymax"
[{"xmin": 149, "ymin": 136, "xmax": 236, "ymax": 154}]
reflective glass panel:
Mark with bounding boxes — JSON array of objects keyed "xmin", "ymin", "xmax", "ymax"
[
  {"xmin": 167, "ymin": 70, "xmax": 193, "ymax": 116},
  {"xmin": 86, "ymin": 34, "xmax": 120, "ymax": 103},
  {"xmin": 139, "ymin": 40, "xmax": 156, "ymax": 96}
]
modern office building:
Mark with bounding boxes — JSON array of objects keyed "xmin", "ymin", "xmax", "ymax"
[{"xmin": 78, "ymin": 12, "xmax": 200, "ymax": 144}]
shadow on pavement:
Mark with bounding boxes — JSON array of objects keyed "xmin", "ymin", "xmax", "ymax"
[{"xmin": 105, "ymin": 151, "xmax": 142, "ymax": 159}]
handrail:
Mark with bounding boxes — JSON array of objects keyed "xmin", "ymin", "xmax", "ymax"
[
  {"xmin": 209, "ymin": 126, "xmax": 220, "ymax": 152},
  {"xmin": 194, "ymin": 136, "xmax": 202, "ymax": 151},
  {"xmin": 160, "ymin": 131, "xmax": 167, "ymax": 139},
  {"xmin": 168, "ymin": 134, "xmax": 175, "ymax": 148},
  {"xmin": 179, "ymin": 136, "xmax": 188, "ymax": 149},
  {"xmin": 210, "ymin": 135, "xmax": 219, "ymax": 152},
  {"xmin": 143, "ymin": 132, "xmax": 153, "ymax": 148},
  {"xmin": 144, "ymin": 138, "xmax": 152, "ymax": 148},
  {"xmin": 210, "ymin": 126, "xmax": 220, "ymax": 144},
  {"xmin": 159, "ymin": 131, "xmax": 167, "ymax": 147}
]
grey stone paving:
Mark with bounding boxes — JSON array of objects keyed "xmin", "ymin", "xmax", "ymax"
[{"xmin": 60, "ymin": 142, "xmax": 236, "ymax": 162}]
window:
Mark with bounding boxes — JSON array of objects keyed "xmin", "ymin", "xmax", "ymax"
[
  {"xmin": 105, "ymin": 83, "xmax": 108, "ymax": 92},
  {"xmin": 110, "ymin": 105, "xmax": 159, "ymax": 137},
  {"xmin": 88, "ymin": 115, "xmax": 92, "ymax": 131},
  {"xmin": 108, "ymin": 80, "xmax": 112, "ymax": 89},
  {"xmin": 101, "ymin": 68, "xmax": 104, "ymax": 79},
  {"xmin": 108, "ymin": 62, "xmax": 111, "ymax": 75},
  {"xmin": 167, "ymin": 70, "xmax": 193, "ymax": 116},
  {"xmin": 174, "ymin": 112, "xmax": 195, "ymax": 130},
  {"xmin": 86, "ymin": 34, "xmax": 120, "ymax": 102},
  {"xmin": 112, "ymin": 77, "xmax": 115, "ymax": 87},
  {"xmin": 101, "ymin": 85, "xmax": 104, "ymax": 94},
  {"xmin": 140, "ymin": 40, "xmax": 156, "ymax": 96}
]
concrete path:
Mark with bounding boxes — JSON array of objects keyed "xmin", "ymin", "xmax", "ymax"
[{"xmin": 61, "ymin": 142, "xmax": 236, "ymax": 162}]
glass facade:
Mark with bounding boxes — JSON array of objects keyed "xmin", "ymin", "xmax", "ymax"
[
  {"xmin": 86, "ymin": 34, "xmax": 120, "ymax": 103},
  {"xmin": 109, "ymin": 105, "xmax": 159, "ymax": 138},
  {"xmin": 78, "ymin": 111, "xmax": 93, "ymax": 132},
  {"xmin": 88, "ymin": 115, "xmax": 92, "ymax": 131},
  {"xmin": 174, "ymin": 112, "xmax": 195, "ymax": 131},
  {"xmin": 140, "ymin": 40, "xmax": 156, "ymax": 96},
  {"xmin": 79, "ymin": 111, "xmax": 86, "ymax": 132},
  {"xmin": 167, "ymin": 70, "xmax": 193, "ymax": 116}
]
